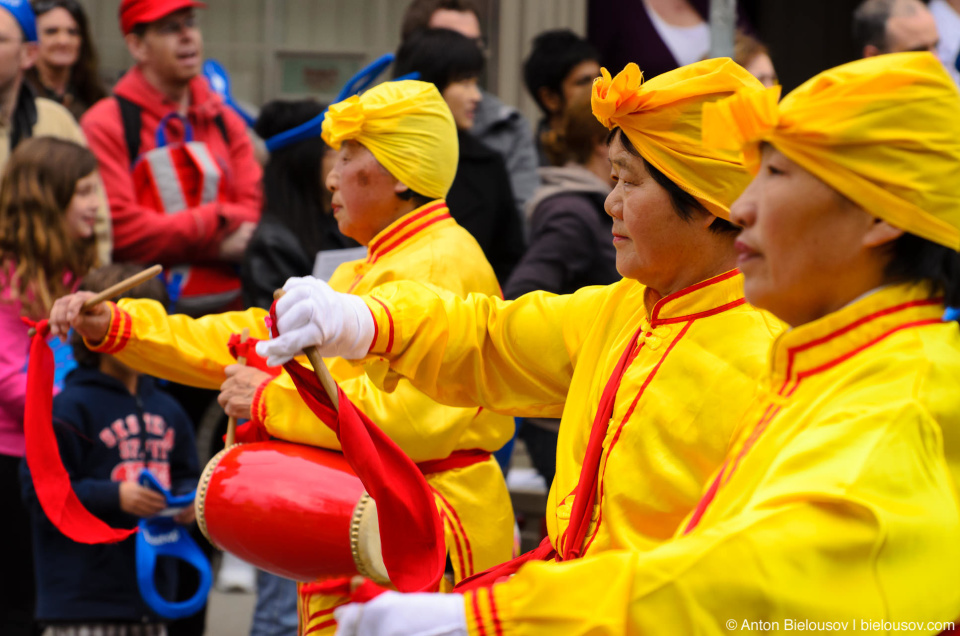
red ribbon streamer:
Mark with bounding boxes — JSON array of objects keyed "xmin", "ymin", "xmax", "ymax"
[
  {"xmin": 22, "ymin": 318, "xmax": 136, "ymax": 544},
  {"xmin": 268, "ymin": 302, "xmax": 445, "ymax": 593}
]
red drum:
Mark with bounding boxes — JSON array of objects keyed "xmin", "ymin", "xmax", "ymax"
[{"xmin": 196, "ymin": 441, "xmax": 388, "ymax": 584}]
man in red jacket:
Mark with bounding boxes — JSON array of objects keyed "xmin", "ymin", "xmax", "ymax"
[{"xmin": 82, "ymin": 0, "xmax": 262, "ymax": 315}]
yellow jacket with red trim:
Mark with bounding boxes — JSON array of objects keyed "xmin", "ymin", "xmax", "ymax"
[
  {"xmin": 462, "ymin": 283, "xmax": 960, "ymax": 635},
  {"xmin": 87, "ymin": 201, "xmax": 516, "ymax": 595},
  {"xmin": 361, "ymin": 270, "xmax": 782, "ymax": 561}
]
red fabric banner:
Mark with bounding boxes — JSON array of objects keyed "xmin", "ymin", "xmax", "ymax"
[
  {"xmin": 268, "ymin": 303, "xmax": 446, "ymax": 593},
  {"xmin": 22, "ymin": 318, "xmax": 136, "ymax": 544}
]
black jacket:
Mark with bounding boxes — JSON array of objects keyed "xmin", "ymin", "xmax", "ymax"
[
  {"xmin": 20, "ymin": 367, "xmax": 199, "ymax": 623},
  {"xmin": 446, "ymin": 130, "xmax": 526, "ymax": 284},
  {"xmin": 504, "ymin": 167, "xmax": 619, "ymax": 299},
  {"xmin": 241, "ymin": 214, "xmax": 356, "ymax": 310}
]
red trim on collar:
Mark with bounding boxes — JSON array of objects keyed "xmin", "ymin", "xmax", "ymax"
[
  {"xmin": 649, "ymin": 269, "xmax": 741, "ymax": 325},
  {"xmin": 367, "ymin": 202, "xmax": 447, "ymax": 261},
  {"xmin": 373, "ymin": 213, "xmax": 451, "ymax": 263},
  {"xmin": 778, "ymin": 298, "xmax": 943, "ymax": 395}
]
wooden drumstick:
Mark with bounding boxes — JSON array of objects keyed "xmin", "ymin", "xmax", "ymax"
[
  {"xmin": 32, "ymin": 264, "xmax": 163, "ymax": 337},
  {"xmin": 273, "ymin": 289, "xmax": 340, "ymax": 411},
  {"xmin": 224, "ymin": 327, "xmax": 250, "ymax": 447}
]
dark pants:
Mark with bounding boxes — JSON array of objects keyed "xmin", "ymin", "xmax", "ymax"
[{"xmin": 0, "ymin": 453, "xmax": 37, "ymax": 636}]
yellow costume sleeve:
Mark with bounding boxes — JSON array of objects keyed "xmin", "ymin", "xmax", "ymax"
[
  {"xmin": 88, "ymin": 299, "xmax": 270, "ymax": 389},
  {"xmin": 362, "ymin": 281, "xmax": 617, "ymax": 417},
  {"xmin": 465, "ymin": 403, "xmax": 960, "ymax": 634}
]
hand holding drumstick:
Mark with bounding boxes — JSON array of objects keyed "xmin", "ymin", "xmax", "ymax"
[{"xmin": 47, "ymin": 265, "xmax": 163, "ymax": 342}]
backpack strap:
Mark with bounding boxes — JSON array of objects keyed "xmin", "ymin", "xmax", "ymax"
[
  {"xmin": 116, "ymin": 94, "xmax": 232, "ymax": 165},
  {"xmin": 214, "ymin": 113, "xmax": 230, "ymax": 147},
  {"xmin": 116, "ymin": 95, "xmax": 142, "ymax": 167}
]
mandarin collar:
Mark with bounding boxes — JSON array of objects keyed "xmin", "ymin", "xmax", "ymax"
[
  {"xmin": 365, "ymin": 200, "xmax": 450, "ymax": 263},
  {"xmin": 646, "ymin": 269, "xmax": 746, "ymax": 327},
  {"xmin": 767, "ymin": 283, "xmax": 944, "ymax": 398}
]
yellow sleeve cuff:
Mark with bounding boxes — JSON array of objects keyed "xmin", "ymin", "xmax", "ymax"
[
  {"xmin": 464, "ymin": 585, "xmax": 512, "ymax": 636},
  {"xmin": 364, "ymin": 295, "xmax": 395, "ymax": 354}
]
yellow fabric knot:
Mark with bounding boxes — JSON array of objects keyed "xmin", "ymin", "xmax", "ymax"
[
  {"xmin": 703, "ymin": 85, "xmax": 782, "ymax": 172},
  {"xmin": 321, "ymin": 95, "xmax": 365, "ymax": 149},
  {"xmin": 590, "ymin": 58, "xmax": 765, "ymax": 221}
]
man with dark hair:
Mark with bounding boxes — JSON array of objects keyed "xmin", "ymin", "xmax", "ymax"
[
  {"xmin": 401, "ymin": 0, "xmax": 539, "ymax": 215},
  {"xmin": 523, "ymin": 29, "xmax": 600, "ymax": 166},
  {"xmin": 853, "ymin": 0, "xmax": 939, "ymax": 57}
]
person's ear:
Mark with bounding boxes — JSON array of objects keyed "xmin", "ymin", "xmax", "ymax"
[
  {"xmin": 537, "ymin": 86, "xmax": 562, "ymax": 116},
  {"xmin": 862, "ymin": 44, "xmax": 881, "ymax": 58},
  {"xmin": 394, "ymin": 180, "xmax": 410, "ymax": 196},
  {"xmin": 862, "ymin": 219, "xmax": 903, "ymax": 248},
  {"xmin": 124, "ymin": 32, "xmax": 148, "ymax": 65},
  {"xmin": 19, "ymin": 42, "xmax": 37, "ymax": 71}
]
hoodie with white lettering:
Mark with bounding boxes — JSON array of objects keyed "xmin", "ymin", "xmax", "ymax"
[{"xmin": 20, "ymin": 366, "xmax": 199, "ymax": 623}]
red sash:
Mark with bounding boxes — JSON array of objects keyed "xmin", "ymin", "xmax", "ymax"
[{"xmin": 455, "ymin": 325, "xmax": 644, "ymax": 591}]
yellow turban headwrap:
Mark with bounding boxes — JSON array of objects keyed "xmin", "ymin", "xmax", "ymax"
[
  {"xmin": 591, "ymin": 58, "xmax": 765, "ymax": 220},
  {"xmin": 703, "ymin": 52, "xmax": 960, "ymax": 251},
  {"xmin": 321, "ymin": 80, "xmax": 458, "ymax": 200}
]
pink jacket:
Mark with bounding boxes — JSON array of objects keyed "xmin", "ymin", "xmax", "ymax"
[{"xmin": 0, "ymin": 296, "xmax": 29, "ymax": 457}]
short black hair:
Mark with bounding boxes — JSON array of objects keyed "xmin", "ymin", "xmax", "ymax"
[
  {"xmin": 853, "ymin": 0, "xmax": 913, "ymax": 53},
  {"xmin": 392, "ymin": 28, "xmax": 484, "ymax": 92},
  {"xmin": 397, "ymin": 187, "xmax": 433, "ymax": 209},
  {"xmin": 523, "ymin": 29, "xmax": 599, "ymax": 116},
  {"xmin": 884, "ymin": 233, "xmax": 960, "ymax": 308},
  {"xmin": 72, "ymin": 264, "xmax": 169, "ymax": 368},
  {"xmin": 609, "ymin": 129, "xmax": 740, "ymax": 235}
]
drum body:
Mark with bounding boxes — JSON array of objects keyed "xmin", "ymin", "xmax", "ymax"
[{"xmin": 196, "ymin": 441, "xmax": 388, "ymax": 583}]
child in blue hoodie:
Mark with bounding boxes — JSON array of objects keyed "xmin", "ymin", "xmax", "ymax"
[{"xmin": 21, "ymin": 264, "xmax": 199, "ymax": 635}]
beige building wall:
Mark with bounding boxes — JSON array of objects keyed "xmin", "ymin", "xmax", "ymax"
[{"xmin": 80, "ymin": 0, "xmax": 586, "ymax": 123}]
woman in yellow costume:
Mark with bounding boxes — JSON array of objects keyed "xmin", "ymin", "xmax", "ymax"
[
  {"xmin": 47, "ymin": 80, "xmax": 517, "ymax": 634},
  {"xmin": 325, "ymin": 53, "xmax": 960, "ymax": 635},
  {"xmin": 250, "ymin": 60, "xmax": 792, "ymax": 632}
]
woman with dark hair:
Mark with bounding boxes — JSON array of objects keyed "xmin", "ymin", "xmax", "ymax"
[
  {"xmin": 241, "ymin": 99, "xmax": 356, "ymax": 310},
  {"xmin": 393, "ymin": 28, "xmax": 525, "ymax": 284},
  {"xmin": 260, "ymin": 59, "xmax": 787, "ymax": 633},
  {"xmin": 503, "ymin": 91, "xmax": 618, "ymax": 485},
  {"xmin": 27, "ymin": 0, "xmax": 107, "ymax": 120}
]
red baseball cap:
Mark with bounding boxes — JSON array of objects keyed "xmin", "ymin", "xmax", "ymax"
[{"xmin": 119, "ymin": 0, "xmax": 206, "ymax": 35}]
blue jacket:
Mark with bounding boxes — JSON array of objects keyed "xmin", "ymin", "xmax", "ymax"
[{"xmin": 20, "ymin": 366, "xmax": 199, "ymax": 623}]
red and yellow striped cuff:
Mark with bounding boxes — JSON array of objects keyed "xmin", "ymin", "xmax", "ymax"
[
  {"xmin": 84, "ymin": 302, "xmax": 133, "ymax": 355},
  {"xmin": 364, "ymin": 295, "xmax": 395, "ymax": 355},
  {"xmin": 464, "ymin": 585, "xmax": 510, "ymax": 636},
  {"xmin": 250, "ymin": 376, "xmax": 272, "ymax": 431}
]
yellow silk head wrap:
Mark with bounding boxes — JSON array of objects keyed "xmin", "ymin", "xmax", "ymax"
[
  {"xmin": 321, "ymin": 80, "xmax": 458, "ymax": 199},
  {"xmin": 591, "ymin": 58, "xmax": 765, "ymax": 220},
  {"xmin": 703, "ymin": 52, "xmax": 960, "ymax": 250}
]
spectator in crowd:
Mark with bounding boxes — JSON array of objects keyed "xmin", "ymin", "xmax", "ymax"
[
  {"xmin": 242, "ymin": 99, "xmax": 356, "ymax": 311},
  {"xmin": 394, "ymin": 28, "xmax": 525, "ymax": 283},
  {"xmin": 81, "ymin": 0, "xmax": 262, "ymax": 317},
  {"xmin": 853, "ymin": 0, "xmax": 939, "ymax": 58},
  {"xmin": 0, "ymin": 0, "xmax": 110, "ymax": 264},
  {"xmin": 26, "ymin": 0, "xmax": 106, "ymax": 120},
  {"xmin": 21, "ymin": 263, "xmax": 199, "ymax": 636},
  {"xmin": 928, "ymin": 0, "xmax": 960, "ymax": 84},
  {"xmin": 588, "ymin": 0, "xmax": 749, "ymax": 80},
  {"xmin": 522, "ymin": 29, "xmax": 600, "ymax": 166},
  {"xmin": 401, "ymin": 0, "xmax": 539, "ymax": 215},
  {"xmin": 0, "ymin": 137, "xmax": 101, "ymax": 636},
  {"xmin": 503, "ymin": 91, "xmax": 617, "ymax": 486},
  {"xmin": 733, "ymin": 31, "xmax": 778, "ymax": 87}
]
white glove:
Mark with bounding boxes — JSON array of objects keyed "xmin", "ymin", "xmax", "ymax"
[
  {"xmin": 255, "ymin": 276, "xmax": 375, "ymax": 367},
  {"xmin": 334, "ymin": 592, "xmax": 467, "ymax": 636}
]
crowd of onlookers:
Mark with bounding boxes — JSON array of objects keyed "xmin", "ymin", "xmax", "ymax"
[{"xmin": 0, "ymin": 0, "xmax": 958, "ymax": 635}]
